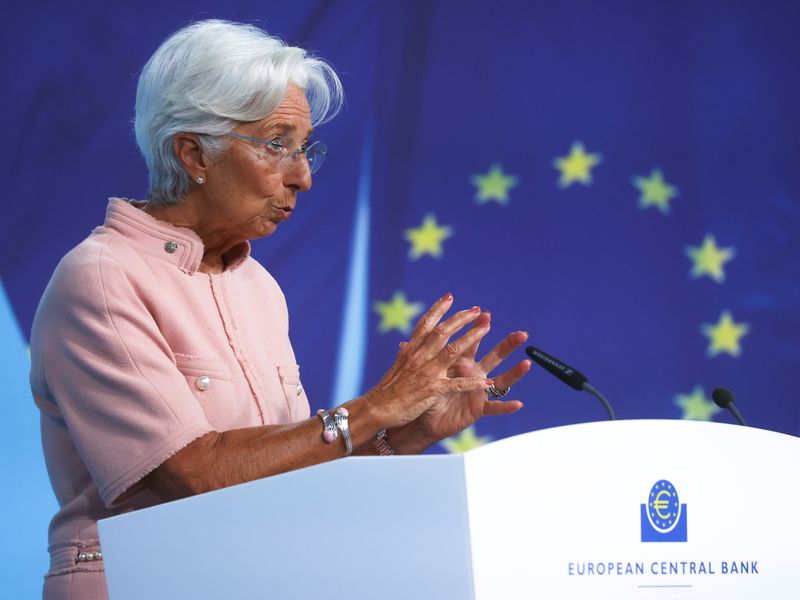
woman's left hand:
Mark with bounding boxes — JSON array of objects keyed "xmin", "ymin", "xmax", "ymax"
[{"xmin": 398, "ymin": 312, "xmax": 532, "ymax": 448}]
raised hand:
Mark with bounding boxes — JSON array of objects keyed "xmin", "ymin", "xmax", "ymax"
[
  {"xmin": 402, "ymin": 310, "xmax": 532, "ymax": 446},
  {"xmin": 362, "ymin": 293, "xmax": 496, "ymax": 430}
]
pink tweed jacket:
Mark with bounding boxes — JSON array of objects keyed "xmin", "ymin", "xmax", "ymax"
[{"xmin": 30, "ymin": 198, "xmax": 310, "ymax": 599}]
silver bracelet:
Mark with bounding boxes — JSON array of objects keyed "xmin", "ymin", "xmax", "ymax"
[
  {"xmin": 373, "ymin": 429, "xmax": 397, "ymax": 456},
  {"xmin": 333, "ymin": 407, "xmax": 353, "ymax": 456},
  {"xmin": 317, "ymin": 409, "xmax": 338, "ymax": 444}
]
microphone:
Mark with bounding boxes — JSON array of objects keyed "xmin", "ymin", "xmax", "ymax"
[
  {"xmin": 525, "ymin": 346, "xmax": 615, "ymax": 420},
  {"xmin": 712, "ymin": 387, "xmax": 747, "ymax": 426}
]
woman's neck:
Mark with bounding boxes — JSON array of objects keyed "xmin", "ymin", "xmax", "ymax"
[{"xmin": 143, "ymin": 199, "xmax": 232, "ymax": 274}]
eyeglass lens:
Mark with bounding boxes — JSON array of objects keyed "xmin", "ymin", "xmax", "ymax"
[{"xmin": 305, "ymin": 141, "xmax": 327, "ymax": 174}]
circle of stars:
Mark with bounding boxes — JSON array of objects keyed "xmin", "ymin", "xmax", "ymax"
[{"xmin": 372, "ymin": 134, "xmax": 754, "ymax": 433}]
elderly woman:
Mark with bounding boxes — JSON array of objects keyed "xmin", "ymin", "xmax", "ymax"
[{"xmin": 30, "ymin": 20, "xmax": 531, "ymax": 599}]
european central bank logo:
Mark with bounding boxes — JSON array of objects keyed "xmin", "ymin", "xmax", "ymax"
[{"xmin": 640, "ymin": 480, "xmax": 687, "ymax": 542}]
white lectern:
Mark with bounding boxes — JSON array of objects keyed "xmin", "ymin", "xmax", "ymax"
[{"xmin": 99, "ymin": 420, "xmax": 800, "ymax": 599}]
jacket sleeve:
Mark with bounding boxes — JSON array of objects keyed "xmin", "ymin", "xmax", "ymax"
[{"xmin": 31, "ymin": 239, "xmax": 214, "ymax": 507}]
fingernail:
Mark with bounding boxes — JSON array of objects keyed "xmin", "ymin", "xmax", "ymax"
[
  {"xmin": 482, "ymin": 321, "xmax": 491, "ymax": 329},
  {"xmin": 485, "ymin": 379, "xmax": 494, "ymax": 387},
  {"xmin": 470, "ymin": 305, "xmax": 481, "ymax": 313},
  {"xmin": 441, "ymin": 292, "xmax": 453, "ymax": 301}
]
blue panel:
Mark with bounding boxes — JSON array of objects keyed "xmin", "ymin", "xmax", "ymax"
[
  {"xmin": 332, "ymin": 122, "xmax": 373, "ymax": 406},
  {"xmin": 101, "ymin": 456, "xmax": 474, "ymax": 599},
  {"xmin": 0, "ymin": 280, "xmax": 58, "ymax": 596}
]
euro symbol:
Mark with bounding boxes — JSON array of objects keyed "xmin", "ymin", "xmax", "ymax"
[{"xmin": 653, "ymin": 490, "xmax": 672, "ymax": 519}]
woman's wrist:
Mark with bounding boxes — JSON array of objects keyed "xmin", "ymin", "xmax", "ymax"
[
  {"xmin": 383, "ymin": 420, "xmax": 437, "ymax": 455},
  {"xmin": 339, "ymin": 389, "xmax": 440, "ymax": 455},
  {"xmin": 331, "ymin": 391, "xmax": 390, "ymax": 452}
]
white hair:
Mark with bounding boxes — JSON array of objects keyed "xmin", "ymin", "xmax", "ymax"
[{"xmin": 135, "ymin": 19, "xmax": 343, "ymax": 206}]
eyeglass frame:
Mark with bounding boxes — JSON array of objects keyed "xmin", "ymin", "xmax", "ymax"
[{"xmin": 222, "ymin": 132, "xmax": 327, "ymax": 174}]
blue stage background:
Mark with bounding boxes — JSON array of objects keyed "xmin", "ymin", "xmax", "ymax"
[{"xmin": 4, "ymin": 1, "xmax": 799, "ymax": 595}]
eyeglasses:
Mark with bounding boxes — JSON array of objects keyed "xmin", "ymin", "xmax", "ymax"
[{"xmin": 224, "ymin": 132, "xmax": 327, "ymax": 174}]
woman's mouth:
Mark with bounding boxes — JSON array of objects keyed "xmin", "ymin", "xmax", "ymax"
[{"xmin": 274, "ymin": 206, "xmax": 293, "ymax": 220}]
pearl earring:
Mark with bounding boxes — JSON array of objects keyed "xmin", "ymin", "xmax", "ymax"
[{"xmin": 196, "ymin": 177, "xmax": 205, "ymax": 185}]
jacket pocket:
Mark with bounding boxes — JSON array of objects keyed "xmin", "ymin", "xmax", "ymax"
[{"xmin": 174, "ymin": 354, "xmax": 236, "ymax": 428}]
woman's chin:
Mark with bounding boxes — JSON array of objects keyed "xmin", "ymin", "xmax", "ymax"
[{"xmin": 253, "ymin": 220, "xmax": 279, "ymax": 239}]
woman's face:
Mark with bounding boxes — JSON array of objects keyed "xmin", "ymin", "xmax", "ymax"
[{"xmin": 201, "ymin": 84, "xmax": 314, "ymax": 246}]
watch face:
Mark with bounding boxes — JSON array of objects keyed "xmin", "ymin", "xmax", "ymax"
[{"xmin": 647, "ymin": 479, "xmax": 681, "ymax": 533}]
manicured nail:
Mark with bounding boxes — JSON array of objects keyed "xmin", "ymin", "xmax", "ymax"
[
  {"xmin": 441, "ymin": 292, "xmax": 453, "ymax": 301},
  {"xmin": 482, "ymin": 321, "xmax": 491, "ymax": 329},
  {"xmin": 485, "ymin": 379, "xmax": 495, "ymax": 387},
  {"xmin": 470, "ymin": 305, "xmax": 481, "ymax": 313}
]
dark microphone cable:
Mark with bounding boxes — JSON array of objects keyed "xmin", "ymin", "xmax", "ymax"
[{"xmin": 525, "ymin": 345, "xmax": 616, "ymax": 420}]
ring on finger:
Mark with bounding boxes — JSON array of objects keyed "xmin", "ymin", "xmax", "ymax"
[{"xmin": 487, "ymin": 384, "xmax": 511, "ymax": 398}]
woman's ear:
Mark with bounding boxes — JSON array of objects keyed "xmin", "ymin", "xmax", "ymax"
[{"xmin": 173, "ymin": 133, "xmax": 208, "ymax": 182}]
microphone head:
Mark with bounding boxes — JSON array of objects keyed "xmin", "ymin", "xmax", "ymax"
[
  {"xmin": 525, "ymin": 346, "xmax": 588, "ymax": 391},
  {"xmin": 712, "ymin": 387, "xmax": 735, "ymax": 409}
]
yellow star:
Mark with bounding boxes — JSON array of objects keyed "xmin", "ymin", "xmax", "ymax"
[
  {"xmin": 373, "ymin": 291, "xmax": 423, "ymax": 334},
  {"xmin": 632, "ymin": 169, "xmax": 678, "ymax": 214},
  {"xmin": 553, "ymin": 141, "xmax": 602, "ymax": 188},
  {"xmin": 685, "ymin": 234, "xmax": 735, "ymax": 283},
  {"xmin": 471, "ymin": 164, "xmax": 519, "ymax": 204},
  {"xmin": 701, "ymin": 311, "xmax": 750, "ymax": 357},
  {"xmin": 404, "ymin": 214, "xmax": 453, "ymax": 260},
  {"xmin": 674, "ymin": 385, "xmax": 721, "ymax": 421},
  {"xmin": 440, "ymin": 426, "xmax": 492, "ymax": 454}
]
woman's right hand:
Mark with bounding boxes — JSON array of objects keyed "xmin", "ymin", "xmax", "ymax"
[{"xmin": 361, "ymin": 293, "xmax": 495, "ymax": 430}]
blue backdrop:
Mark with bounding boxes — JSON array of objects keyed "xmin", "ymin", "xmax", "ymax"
[{"xmin": 4, "ymin": 1, "xmax": 799, "ymax": 595}]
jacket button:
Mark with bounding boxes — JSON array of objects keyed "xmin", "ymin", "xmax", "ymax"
[
  {"xmin": 195, "ymin": 376, "xmax": 211, "ymax": 391},
  {"xmin": 165, "ymin": 241, "xmax": 178, "ymax": 253}
]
